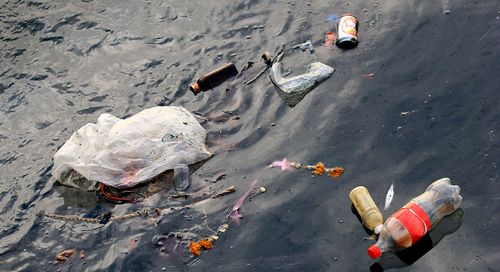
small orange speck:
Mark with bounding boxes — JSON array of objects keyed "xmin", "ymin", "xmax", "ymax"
[
  {"xmin": 328, "ymin": 167, "xmax": 344, "ymax": 178},
  {"xmin": 190, "ymin": 241, "xmax": 202, "ymax": 256}
]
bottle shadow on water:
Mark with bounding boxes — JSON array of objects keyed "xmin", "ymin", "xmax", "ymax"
[{"xmin": 367, "ymin": 208, "xmax": 464, "ymax": 271}]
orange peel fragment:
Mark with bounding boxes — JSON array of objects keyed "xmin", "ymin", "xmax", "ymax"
[
  {"xmin": 314, "ymin": 162, "xmax": 325, "ymax": 176},
  {"xmin": 189, "ymin": 241, "xmax": 202, "ymax": 256},
  {"xmin": 328, "ymin": 167, "xmax": 344, "ymax": 178},
  {"xmin": 198, "ymin": 239, "xmax": 213, "ymax": 249}
]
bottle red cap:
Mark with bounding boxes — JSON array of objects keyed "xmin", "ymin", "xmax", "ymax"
[{"xmin": 368, "ymin": 245, "xmax": 381, "ymax": 259}]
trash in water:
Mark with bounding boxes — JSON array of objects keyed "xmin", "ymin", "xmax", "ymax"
[
  {"xmin": 268, "ymin": 158, "xmax": 344, "ymax": 179},
  {"xmin": 52, "ymin": 106, "xmax": 213, "ymax": 190},
  {"xmin": 349, "ymin": 186, "xmax": 384, "ymax": 235},
  {"xmin": 170, "ymin": 191, "xmax": 190, "ymax": 199},
  {"xmin": 174, "ymin": 164, "xmax": 190, "ymax": 191},
  {"xmin": 55, "ymin": 249, "xmax": 76, "ymax": 263},
  {"xmin": 313, "ymin": 162, "xmax": 326, "ymax": 175},
  {"xmin": 270, "ymin": 60, "xmax": 335, "ymax": 107},
  {"xmin": 368, "ymin": 178, "xmax": 462, "ymax": 259},
  {"xmin": 204, "ymin": 172, "xmax": 227, "ymax": 183},
  {"xmin": 336, "ymin": 13, "xmax": 359, "ymax": 49},
  {"xmin": 262, "ymin": 51, "xmax": 273, "ymax": 65},
  {"xmin": 324, "ymin": 31, "xmax": 336, "ymax": 48},
  {"xmin": 362, "ymin": 73, "xmax": 375, "ymax": 79},
  {"xmin": 189, "ymin": 63, "xmax": 239, "ymax": 94},
  {"xmin": 211, "ymin": 185, "xmax": 237, "ymax": 198},
  {"xmin": 80, "ymin": 250, "xmax": 85, "ymax": 259},
  {"xmin": 384, "ymin": 183, "xmax": 394, "ymax": 211},
  {"xmin": 307, "ymin": 162, "xmax": 344, "ymax": 178},
  {"xmin": 189, "ymin": 241, "xmax": 202, "ymax": 256},
  {"xmin": 198, "ymin": 239, "xmax": 213, "ymax": 249},
  {"xmin": 229, "ymin": 179, "xmax": 258, "ymax": 225},
  {"xmin": 245, "ymin": 47, "xmax": 284, "ymax": 86},
  {"xmin": 217, "ymin": 223, "xmax": 229, "ymax": 234},
  {"xmin": 189, "ymin": 239, "xmax": 214, "ymax": 256},
  {"xmin": 268, "ymin": 158, "xmax": 293, "ymax": 171},
  {"xmin": 189, "ymin": 223, "xmax": 230, "ymax": 256},
  {"xmin": 293, "ymin": 40, "xmax": 314, "ymax": 53}
]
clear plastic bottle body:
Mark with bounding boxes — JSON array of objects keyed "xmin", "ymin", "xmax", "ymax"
[
  {"xmin": 174, "ymin": 164, "xmax": 190, "ymax": 191},
  {"xmin": 373, "ymin": 217, "xmax": 412, "ymax": 253},
  {"xmin": 411, "ymin": 178, "xmax": 462, "ymax": 226},
  {"xmin": 368, "ymin": 178, "xmax": 462, "ymax": 259},
  {"xmin": 349, "ymin": 186, "xmax": 384, "ymax": 234}
]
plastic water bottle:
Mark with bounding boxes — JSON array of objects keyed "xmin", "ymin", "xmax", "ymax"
[
  {"xmin": 368, "ymin": 178, "xmax": 462, "ymax": 259},
  {"xmin": 174, "ymin": 164, "xmax": 190, "ymax": 191},
  {"xmin": 349, "ymin": 186, "xmax": 384, "ymax": 235}
]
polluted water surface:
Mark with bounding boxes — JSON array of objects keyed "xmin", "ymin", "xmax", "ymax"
[{"xmin": 0, "ymin": 0, "xmax": 500, "ymax": 271}]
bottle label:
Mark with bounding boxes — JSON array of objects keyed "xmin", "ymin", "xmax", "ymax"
[{"xmin": 391, "ymin": 202, "xmax": 432, "ymax": 244}]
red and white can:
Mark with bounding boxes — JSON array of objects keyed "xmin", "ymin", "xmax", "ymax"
[{"xmin": 336, "ymin": 13, "xmax": 359, "ymax": 48}]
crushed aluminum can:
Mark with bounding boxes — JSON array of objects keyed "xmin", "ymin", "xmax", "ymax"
[{"xmin": 336, "ymin": 13, "xmax": 359, "ymax": 49}]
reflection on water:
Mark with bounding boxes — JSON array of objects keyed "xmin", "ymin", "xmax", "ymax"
[{"xmin": 1, "ymin": 0, "xmax": 499, "ymax": 271}]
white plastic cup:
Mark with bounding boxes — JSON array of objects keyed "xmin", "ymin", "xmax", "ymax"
[{"xmin": 174, "ymin": 164, "xmax": 190, "ymax": 191}]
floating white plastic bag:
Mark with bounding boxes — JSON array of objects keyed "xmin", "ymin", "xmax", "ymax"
[{"xmin": 53, "ymin": 106, "xmax": 213, "ymax": 189}]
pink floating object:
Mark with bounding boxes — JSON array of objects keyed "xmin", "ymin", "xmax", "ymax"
[
  {"xmin": 230, "ymin": 179, "xmax": 258, "ymax": 225},
  {"xmin": 268, "ymin": 158, "xmax": 292, "ymax": 172}
]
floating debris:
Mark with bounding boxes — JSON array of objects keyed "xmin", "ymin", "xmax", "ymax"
[
  {"xmin": 211, "ymin": 186, "xmax": 237, "ymax": 198},
  {"xmin": 217, "ymin": 223, "xmax": 229, "ymax": 233},
  {"xmin": 55, "ymin": 249, "xmax": 76, "ymax": 263},
  {"xmin": 268, "ymin": 158, "xmax": 293, "ymax": 171},
  {"xmin": 229, "ymin": 179, "xmax": 258, "ymax": 225},
  {"xmin": 328, "ymin": 167, "xmax": 345, "ymax": 178},
  {"xmin": 171, "ymin": 192, "xmax": 190, "ymax": 199},
  {"xmin": 270, "ymin": 60, "xmax": 334, "ymax": 107},
  {"xmin": 198, "ymin": 239, "xmax": 213, "ymax": 249},
  {"xmin": 293, "ymin": 40, "xmax": 314, "ymax": 53},
  {"xmin": 384, "ymin": 183, "xmax": 394, "ymax": 211},
  {"xmin": 324, "ymin": 31, "xmax": 336, "ymax": 48},
  {"xmin": 189, "ymin": 241, "xmax": 202, "ymax": 256},
  {"xmin": 361, "ymin": 73, "xmax": 375, "ymax": 79},
  {"xmin": 189, "ymin": 239, "xmax": 215, "ymax": 256},
  {"xmin": 262, "ymin": 51, "xmax": 273, "ymax": 65},
  {"xmin": 270, "ymin": 159, "xmax": 344, "ymax": 179},
  {"xmin": 336, "ymin": 14, "xmax": 359, "ymax": 48},
  {"xmin": 204, "ymin": 172, "xmax": 227, "ymax": 183}
]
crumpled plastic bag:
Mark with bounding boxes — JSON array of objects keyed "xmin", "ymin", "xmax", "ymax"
[
  {"xmin": 270, "ymin": 61, "xmax": 335, "ymax": 107},
  {"xmin": 53, "ymin": 106, "xmax": 213, "ymax": 189}
]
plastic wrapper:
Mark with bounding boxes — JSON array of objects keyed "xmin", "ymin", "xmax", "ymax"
[
  {"xmin": 53, "ymin": 106, "xmax": 213, "ymax": 189},
  {"xmin": 270, "ymin": 61, "xmax": 335, "ymax": 107}
]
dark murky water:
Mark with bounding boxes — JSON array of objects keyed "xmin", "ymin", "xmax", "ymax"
[{"xmin": 1, "ymin": 0, "xmax": 499, "ymax": 271}]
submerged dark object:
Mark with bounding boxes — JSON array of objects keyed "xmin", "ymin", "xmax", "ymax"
[{"xmin": 189, "ymin": 63, "xmax": 238, "ymax": 94}]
